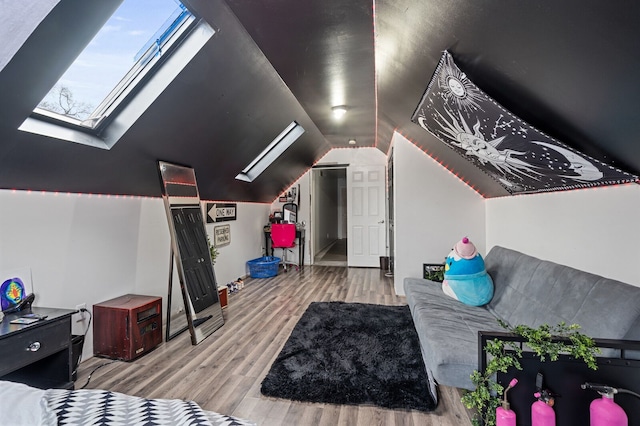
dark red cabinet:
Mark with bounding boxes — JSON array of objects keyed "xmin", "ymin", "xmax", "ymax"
[{"xmin": 93, "ymin": 294, "xmax": 162, "ymax": 361}]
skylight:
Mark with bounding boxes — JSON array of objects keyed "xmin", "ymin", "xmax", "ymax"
[
  {"xmin": 235, "ymin": 121, "xmax": 305, "ymax": 183},
  {"xmin": 33, "ymin": 0, "xmax": 195, "ymax": 130}
]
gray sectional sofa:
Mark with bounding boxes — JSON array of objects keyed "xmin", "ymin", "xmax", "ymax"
[{"xmin": 404, "ymin": 245, "xmax": 640, "ymax": 392}]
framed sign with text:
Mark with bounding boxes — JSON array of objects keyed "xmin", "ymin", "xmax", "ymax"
[{"xmin": 214, "ymin": 224, "xmax": 230, "ymax": 247}]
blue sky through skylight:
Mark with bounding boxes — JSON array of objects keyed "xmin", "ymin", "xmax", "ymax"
[{"xmin": 37, "ymin": 0, "xmax": 187, "ymax": 121}]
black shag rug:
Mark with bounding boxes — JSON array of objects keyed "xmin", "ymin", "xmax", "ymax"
[{"xmin": 260, "ymin": 301, "xmax": 436, "ymax": 411}]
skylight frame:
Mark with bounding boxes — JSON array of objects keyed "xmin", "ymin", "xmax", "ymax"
[
  {"xmin": 31, "ymin": 3, "xmax": 197, "ymax": 133},
  {"xmin": 235, "ymin": 121, "xmax": 305, "ymax": 183},
  {"xmin": 20, "ymin": 17, "xmax": 216, "ymax": 150}
]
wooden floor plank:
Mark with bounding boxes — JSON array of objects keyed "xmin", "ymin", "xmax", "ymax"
[{"xmin": 78, "ymin": 266, "xmax": 472, "ymax": 425}]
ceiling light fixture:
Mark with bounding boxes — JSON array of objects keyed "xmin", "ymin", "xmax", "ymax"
[
  {"xmin": 331, "ymin": 105, "xmax": 348, "ymax": 118},
  {"xmin": 348, "ymin": 138, "xmax": 357, "ymax": 145}
]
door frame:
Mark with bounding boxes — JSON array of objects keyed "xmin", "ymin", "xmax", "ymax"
[{"xmin": 310, "ymin": 165, "xmax": 348, "ymax": 265}]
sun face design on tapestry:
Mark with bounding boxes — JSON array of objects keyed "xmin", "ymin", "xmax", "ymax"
[{"xmin": 411, "ymin": 51, "xmax": 638, "ymax": 194}]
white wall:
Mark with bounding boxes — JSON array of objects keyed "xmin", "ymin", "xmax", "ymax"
[
  {"xmin": 270, "ymin": 172, "xmax": 311, "ymax": 265},
  {"xmin": 315, "ymin": 148, "xmax": 388, "ymax": 257},
  {"xmin": 273, "ymin": 143, "xmax": 485, "ymax": 288},
  {"xmin": 392, "ymin": 132, "xmax": 640, "ymax": 293},
  {"xmin": 205, "ymin": 201, "xmax": 270, "ymax": 284},
  {"xmin": 272, "ymin": 147, "xmax": 386, "ymax": 264},
  {"xmin": 486, "ymin": 183, "xmax": 640, "ymax": 287},
  {"xmin": 392, "ymin": 133, "xmax": 486, "ymax": 295},
  {"xmin": 0, "ymin": 190, "xmax": 268, "ymax": 361},
  {"xmin": 320, "ymin": 147, "xmax": 387, "ymax": 166},
  {"xmin": 0, "ymin": 191, "xmax": 150, "ymax": 362},
  {"xmin": 4, "ymin": 145, "xmax": 635, "ymax": 369}
]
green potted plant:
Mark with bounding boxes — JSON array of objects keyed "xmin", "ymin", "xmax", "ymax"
[
  {"xmin": 461, "ymin": 320, "xmax": 600, "ymax": 426},
  {"xmin": 207, "ymin": 236, "xmax": 219, "ymax": 264}
]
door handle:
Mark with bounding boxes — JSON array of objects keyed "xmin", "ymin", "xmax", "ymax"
[{"xmin": 378, "ymin": 220, "xmax": 385, "ymax": 224}]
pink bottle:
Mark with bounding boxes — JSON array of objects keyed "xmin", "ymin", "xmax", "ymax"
[
  {"xmin": 531, "ymin": 373, "xmax": 555, "ymax": 426},
  {"xmin": 581, "ymin": 383, "xmax": 628, "ymax": 426},
  {"xmin": 531, "ymin": 392, "xmax": 555, "ymax": 426},
  {"xmin": 496, "ymin": 378, "xmax": 518, "ymax": 426}
]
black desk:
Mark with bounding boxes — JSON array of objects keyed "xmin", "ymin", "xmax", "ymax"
[
  {"xmin": 0, "ymin": 307, "xmax": 75, "ymax": 389},
  {"xmin": 264, "ymin": 226, "xmax": 305, "ymax": 267}
]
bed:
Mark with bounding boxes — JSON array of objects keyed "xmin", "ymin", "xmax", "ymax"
[{"xmin": 0, "ymin": 380, "xmax": 256, "ymax": 426}]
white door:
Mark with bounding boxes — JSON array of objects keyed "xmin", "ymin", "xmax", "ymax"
[{"xmin": 347, "ymin": 165, "xmax": 386, "ymax": 267}]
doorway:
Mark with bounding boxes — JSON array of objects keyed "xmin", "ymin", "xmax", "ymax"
[
  {"xmin": 311, "ymin": 167, "xmax": 347, "ymax": 266},
  {"xmin": 387, "ymin": 148, "xmax": 394, "ymax": 276}
]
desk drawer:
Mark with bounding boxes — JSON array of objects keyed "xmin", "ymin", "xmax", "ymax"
[{"xmin": 0, "ymin": 320, "xmax": 69, "ymax": 376}]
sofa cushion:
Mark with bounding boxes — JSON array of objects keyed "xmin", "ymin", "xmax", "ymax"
[
  {"xmin": 404, "ymin": 278, "xmax": 500, "ymax": 390},
  {"xmin": 485, "ymin": 246, "xmax": 640, "ymax": 340}
]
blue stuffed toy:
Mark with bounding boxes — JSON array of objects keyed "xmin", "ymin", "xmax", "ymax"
[{"xmin": 442, "ymin": 237, "xmax": 494, "ymax": 306}]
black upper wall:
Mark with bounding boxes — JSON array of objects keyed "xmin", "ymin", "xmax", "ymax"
[{"xmin": 1, "ymin": 0, "xmax": 639, "ymax": 200}]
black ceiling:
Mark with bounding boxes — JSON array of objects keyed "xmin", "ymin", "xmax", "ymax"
[
  {"xmin": 1, "ymin": 0, "xmax": 639, "ymax": 201},
  {"xmin": 224, "ymin": 0, "xmax": 376, "ymax": 149}
]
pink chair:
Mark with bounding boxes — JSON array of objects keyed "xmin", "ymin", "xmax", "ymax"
[{"xmin": 270, "ymin": 223, "xmax": 298, "ymax": 271}]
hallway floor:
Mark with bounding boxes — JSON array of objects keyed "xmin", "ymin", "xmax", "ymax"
[{"xmin": 314, "ymin": 239, "xmax": 347, "ymax": 266}]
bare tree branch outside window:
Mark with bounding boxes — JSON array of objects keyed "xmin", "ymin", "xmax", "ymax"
[{"xmin": 38, "ymin": 85, "xmax": 94, "ymax": 120}]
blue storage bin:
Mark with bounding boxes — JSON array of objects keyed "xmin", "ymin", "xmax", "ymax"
[{"xmin": 247, "ymin": 256, "xmax": 280, "ymax": 278}]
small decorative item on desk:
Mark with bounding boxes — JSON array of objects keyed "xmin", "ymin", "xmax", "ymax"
[
  {"xmin": 423, "ymin": 263, "xmax": 445, "ymax": 282},
  {"xmin": 1, "ymin": 275, "xmax": 35, "ymax": 313},
  {"xmin": 272, "ymin": 211, "xmax": 282, "ymax": 224}
]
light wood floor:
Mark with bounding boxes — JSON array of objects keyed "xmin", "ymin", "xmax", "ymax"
[{"xmin": 78, "ymin": 266, "xmax": 473, "ymax": 425}]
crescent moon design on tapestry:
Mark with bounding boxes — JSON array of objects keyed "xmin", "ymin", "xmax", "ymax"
[
  {"xmin": 411, "ymin": 51, "xmax": 638, "ymax": 194},
  {"xmin": 531, "ymin": 142, "xmax": 603, "ymax": 182}
]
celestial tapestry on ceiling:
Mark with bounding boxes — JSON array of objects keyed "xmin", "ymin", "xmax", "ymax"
[{"xmin": 411, "ymin": 51, "xmax": 638, "ymax": 194}]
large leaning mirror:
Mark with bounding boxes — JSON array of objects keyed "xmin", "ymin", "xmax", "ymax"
[{"xmin": 158, "ymin": 161, "xmax": 224, "ymax": 345}]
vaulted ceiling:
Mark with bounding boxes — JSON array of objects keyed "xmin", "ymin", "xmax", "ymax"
[{"xmin": 1, "ymin": 0, "xmax": 639, "ymax": 201}]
